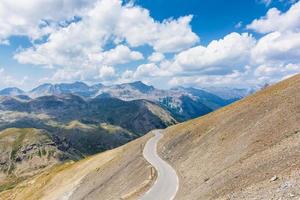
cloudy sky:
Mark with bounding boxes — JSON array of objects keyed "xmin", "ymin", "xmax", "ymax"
[{"xmin": 0, "ymin": 0, "xmax": 299, "ymax": 90}]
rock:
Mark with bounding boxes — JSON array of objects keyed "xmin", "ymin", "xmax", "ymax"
[
  {"xmin": 270, "ymin": 175, "xmax": 278, "ymax": 182},
  {"xmin": 15, "ymin": 156, "xmax": 22, "ymax": 162},
  {"xmin": 289, "ymin": 193, "xmax": 295, "ymax": 198},
  {"xmin": 204, "ymin": 177, "xmax": 210, "ymax": 182},
  {"xmin": 0, "ymin": 160, "xmax": 7, "ymax": 165}
]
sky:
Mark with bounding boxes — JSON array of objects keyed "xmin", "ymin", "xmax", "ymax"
[{"xmin": 0, "ymin": 0, "xmax": 300, "ymax": 90}]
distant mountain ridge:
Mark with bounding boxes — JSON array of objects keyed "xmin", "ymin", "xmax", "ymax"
[
  {"xmin": 0, "ymin": 81, "xmax": 252, "ymax": 122},
  {"xmin": 0, "ymin": 87, "xmax": 25, "ymax": 96},
  {"xmin": 202, "ymin": 86, "xmax": 256, "ymax": 100},
  {"xmin": 0, "ymin": 81, "xmax": 252, "ymax": 100}
]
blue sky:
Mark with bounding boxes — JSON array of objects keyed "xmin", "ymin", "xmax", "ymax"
[{"xmin": 0, "ymin": 0, "xmax": 299, "ymax": 90}]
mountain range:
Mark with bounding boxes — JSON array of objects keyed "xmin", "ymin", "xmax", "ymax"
[
  {"xmin": 0, "ymin": 81, "xmax": 254, "ymax": 192},
  {"xmin": 0, "ymin": 81, "xmax": 253, "ymax": 121}
]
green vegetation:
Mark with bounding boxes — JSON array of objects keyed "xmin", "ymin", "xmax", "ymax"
[
  {"xmin": 10, "ymin": 129, "xmax": 27, "ymax": 160},
  {"xmin": 0, "ymin": 176, "xmax": 25, "ymax": 193}
]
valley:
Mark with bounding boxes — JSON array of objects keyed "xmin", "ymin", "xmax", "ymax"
[{"xmin": 0, "ymin": 81, "xmax": 243, "ymax": 196}]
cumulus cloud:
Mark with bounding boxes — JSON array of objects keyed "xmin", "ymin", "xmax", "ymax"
[
  {"xmin": 148, "ymin": 52, "xmax": 165, "ymax": 63},
  {"xmin": 247, "ymin": 1, "xmax": 300, "ymax": 33},
  {"xmin": 14, "ymin": 0, "xmax": 124, "ymax": 68},
  {"xmin": 134, "ymin": 63, "xmax": 160, "ymax": 77},
  {"xmin": 99, "ymin": 65, "xmax": 116, "ymax": 79},
  {"xmin": 173, "ymin": 32, "xmax": 256, "ymax": 73},
  {"xmin": 10, "ymin": 0, "xmax": 198, "ymax": 85},
  {"xmin": 252, "ymin": 31, "xmax": 300, "ymax": 64},
  {"xmin": 164, "ymin": 2, "xmax": 300, "ymax": 87},
  {"xmin": 0, "ymin": 0, "xmax": 97, "ymax": 41},
  {"xmin": 244, "ymin": 2, "xmax": 300, "ymax": 84},
  {"xmin": 100, "ymin": 45, "xmax": 144, "ymax": 65},
  {"xmin": 255, "ymin": 63, "xmax": 300, "ymax": 77},
  {"xmin": 12, "ymin": 0, "xmax": 198, "ymax": 69},
  {"xmin": 114, "ymin": 10, "xmax": 198, "ymax": 52}
]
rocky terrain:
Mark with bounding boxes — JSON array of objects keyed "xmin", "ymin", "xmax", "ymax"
[{"xmin": 0, "ymin": 128, "xmax": 79, "ymax": 193}]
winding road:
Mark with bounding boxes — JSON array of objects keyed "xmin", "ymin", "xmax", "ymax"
[{"xmin": 140, "ymin": 130, "xmax": 179, "ymax": 200}]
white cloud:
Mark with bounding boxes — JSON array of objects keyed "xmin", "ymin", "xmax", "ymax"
[
  {"xmin": 12, "ymin": 0, "xmax": 198, "ymax": 69},
  {"xmin": 252, "ymin": 31, "xmax": 300, "ymax": 64},
  {"xmin": 0, "ymin": 0, "xmax": 97, "ymax": 41},
  {"xmin": 117, "ymin": 61, "xmax": 174, "ymax": 85},
  {"xmin": 99, "ymin": 65, "xmax": 116, "ymax": 79},
  {"xmin": 247, "ymin": 1, "xmax": 300, "ymax": 33},
  {"xmin": 173, "ymin": 32, "xmax": 256, "ymax": 73},
  {"xmin": 148, "ymin": 52, "xmax": 165, "ymax": 63},
  {"xmin": 134, "ymin": 63, "xmax": 160, "ymax": 77},
  {"xmin": 149, "ymin": 15, "xmax": 199, "ymax": 53},
  {"xmin": 115, "ymin": 10, "xmax": 199, "ymax": 53},
  {"xmin": 255, "ymin": 63, "xmax": 300, "ymax": 77},
  {"xmin": 12, "ymin": 0, "xmax": 198, "ymax": 85},
  {"xmin": 161, "ymin": 1, "xmax": 300, "ymax": 87},
  {"xmin": 14, "ymin": 0, "xmax": 123, "ymax": 68},
  {"xmin": 100, "ymin": 45, "xmax": 144, "ymax": 65},
  {"xmin": 244, "ymin": 1, "xmax": 300, "ymax": 85},
  {"xmin": 119, "ymin": 70, "xmax": 134, "ymax": 82}
]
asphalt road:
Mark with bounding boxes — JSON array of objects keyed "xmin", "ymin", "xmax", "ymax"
[{"xmin": 140, "ymin": 130, "xmax": 179, "ymax": 200}]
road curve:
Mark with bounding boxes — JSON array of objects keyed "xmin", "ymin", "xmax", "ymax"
[{"xmin": 140, "ymin": 130, "xmax": 179, "ymax": 200}]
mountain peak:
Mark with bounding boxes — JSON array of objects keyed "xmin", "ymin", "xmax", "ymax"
[
  {"xmin": 127, "ymin": 81, "xmax": 155, "ymax": 93},
  {"xmin": 0, "ymin": 87, "xmax": 25, "ymax": 96}
]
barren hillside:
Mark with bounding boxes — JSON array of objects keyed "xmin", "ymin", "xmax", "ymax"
[
  {"xmin": 158, "ymin": 74, "xmax": 300, "ymax": 199},
  {"xmin": 0, "ymin": 133, "xmax": 156, "ymax": 200}
]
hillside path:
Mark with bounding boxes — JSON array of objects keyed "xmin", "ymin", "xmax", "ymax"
[{"xmin": 140, "ymin": 130, "xmax": 179, "ymax": 200}]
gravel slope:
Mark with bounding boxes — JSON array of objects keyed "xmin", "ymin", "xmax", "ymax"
[{"xmin": 158, "ymin": 74, "xmax": 300, "ymax": 200}]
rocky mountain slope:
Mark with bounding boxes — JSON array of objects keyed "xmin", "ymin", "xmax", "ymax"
[
  {"xmin": 0, "ymin": 94, "xmax": 176, "ymax": 192},
  {"xmin": 0, "ymin": 128, "xmax": 79, "ymax": 192},
  {"xmin": 158, "ymin": 74, "xmax": 300, "ymax": 199}
]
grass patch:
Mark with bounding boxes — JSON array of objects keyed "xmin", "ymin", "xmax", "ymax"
[
  {"xmin": 0, "ymin": 176, "xmax": 25, "ymax": 193},
  {"xmin": 10, "ymin": 129, "xmax": 27, "ymax": 160}
]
